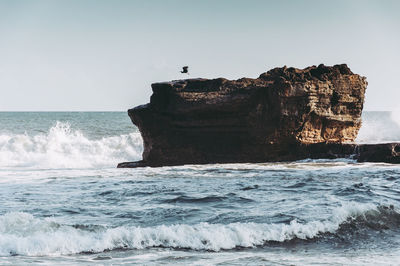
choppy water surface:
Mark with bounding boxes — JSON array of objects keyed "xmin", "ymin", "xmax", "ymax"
[{"xmin": 1, "ymin": 111, "xmax": 400, "ymax": 265}]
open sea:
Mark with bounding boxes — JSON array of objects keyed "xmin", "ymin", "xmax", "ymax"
[{"xmin": 1, "ymin": 111, "xmax": 400, "ymax": 265}]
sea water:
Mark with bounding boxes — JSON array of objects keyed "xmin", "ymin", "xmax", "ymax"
[{"xmin": 0, "ymin": 111, "xmax": 400, "ymax": 265}]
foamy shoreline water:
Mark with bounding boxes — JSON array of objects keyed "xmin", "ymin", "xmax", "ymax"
[{"xmin": 0, "ymin": 202, "xmax": 389, "ymax": 256}]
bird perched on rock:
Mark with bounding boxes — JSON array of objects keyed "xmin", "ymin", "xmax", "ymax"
[{"xmin": 181, "ymin": 66, "xmax": 189, "ymax": 74}]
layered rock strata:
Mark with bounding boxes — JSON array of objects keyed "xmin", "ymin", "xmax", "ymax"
[{"xmin": 118, "ymin": 64, "xmax": 379, "ymax": 167}]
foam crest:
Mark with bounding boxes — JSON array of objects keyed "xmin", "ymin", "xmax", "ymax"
[
  {"xmin": 0, "ymin": 202, "xmax": 390, "ymax": 256},
  {"xmin": 0, "ymin": 122, "xmax": 142, "ymax": 168}
]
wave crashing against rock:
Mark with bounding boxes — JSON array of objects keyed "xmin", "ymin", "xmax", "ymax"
[{"xmin": 118, "ymin": 64, "xmax": 400, "ymax": 168}]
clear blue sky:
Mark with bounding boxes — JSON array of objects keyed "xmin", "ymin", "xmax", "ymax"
[{"xmin": 0, "ymin": 0, "xmax": 399, "ymax": 111}]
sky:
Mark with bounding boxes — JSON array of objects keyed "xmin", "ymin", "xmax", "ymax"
[{"xmin": 0, "ymin": 0, "xmax": 399, "ymax": 111}]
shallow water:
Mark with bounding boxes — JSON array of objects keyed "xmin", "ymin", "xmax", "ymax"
[{"xmin": 0, "ymin": 111, "xmax": 400, "ymax": 265}]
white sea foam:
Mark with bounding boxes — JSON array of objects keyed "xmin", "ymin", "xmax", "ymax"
[
  {"xmin": 357, "ymin": 111, "xmax": 400, "ymax": 143},
  {"xmin": 0, "ymin": 202, "xmax": 380, "ymax": 256},
  {"xmin": 0, "ymin": 122, "xmax": 143, "ymax": 169}
]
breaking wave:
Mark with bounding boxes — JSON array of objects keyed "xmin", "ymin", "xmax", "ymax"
[
  {"xmin": 0, "ymin": 122, "xmax": 143, "ymax": 169},
  {"xmin": 0, "ymin": 202, "xmax": 398, "ymax": 256}
]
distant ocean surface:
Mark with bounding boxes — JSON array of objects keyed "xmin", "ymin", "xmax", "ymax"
[{"xmin": 1, "ymin": 111, "xmax": 400, "ymax": 265}]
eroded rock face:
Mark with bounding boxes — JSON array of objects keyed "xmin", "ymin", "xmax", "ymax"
[{"xmin": 121, "ymin": 64, "xmax": 367, "ymax": 167}]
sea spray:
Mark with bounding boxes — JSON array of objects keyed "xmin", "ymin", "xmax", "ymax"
[
  {"xmin": 391, "ymin": 109, "xmax": 400, "ymax": 127},
  {"xmin": 356, "ymin": 111, "xmax": 400, "ymax": 143},
  {"xmin": 0, "ymin": 121, "xmax": 143, "ymax": 168}
]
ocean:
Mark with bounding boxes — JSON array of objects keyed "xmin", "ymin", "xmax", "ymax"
[{"xmin": 0, "ymin": 111, "xmax": 400, "ymax": 265}]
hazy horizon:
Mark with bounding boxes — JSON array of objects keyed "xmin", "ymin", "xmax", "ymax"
[{"xmin": 1, "ymin": 0, "xmax": 399, "ymax": 111}]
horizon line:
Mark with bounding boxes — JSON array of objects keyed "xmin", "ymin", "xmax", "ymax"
[{"xmin": 0, "ymin": 110, "xmax": 394, "ymax": 112}]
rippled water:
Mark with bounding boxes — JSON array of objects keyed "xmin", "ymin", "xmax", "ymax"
[{"xmin": 1, "ymin": 112, "xmax": 400, "ymax": 265}]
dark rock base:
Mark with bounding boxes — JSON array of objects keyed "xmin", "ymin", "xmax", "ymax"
[
  {"xmin": 357, "ymin": 143, "xmax": 400, "ymax": 164},
  {"xmin": 117, "ymin": 143, "xmax": 400, "ymax": 168}
]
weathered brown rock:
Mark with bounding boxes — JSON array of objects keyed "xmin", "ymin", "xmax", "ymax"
[{"xmin": 118, "ymin": 64, "xmax": 371, "ymax": 167}]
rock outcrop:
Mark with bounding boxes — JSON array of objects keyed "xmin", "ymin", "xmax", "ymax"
[
  {"xmin": 118, "ymin": 64, "xmax": 376, "ymax": 167},
  {"xmin": 357, "ymin": 143, "xmax": 400, "ymax": 163}
]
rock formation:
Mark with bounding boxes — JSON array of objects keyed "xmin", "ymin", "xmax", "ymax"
[{"xmin": 118, "ymin": 64, "xmax": 387, "ymax": 168}]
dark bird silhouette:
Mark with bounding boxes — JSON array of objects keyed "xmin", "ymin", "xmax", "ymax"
[{"xmin": 181, "ymin": 66, "xmax": 189, "ymax": 74}]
